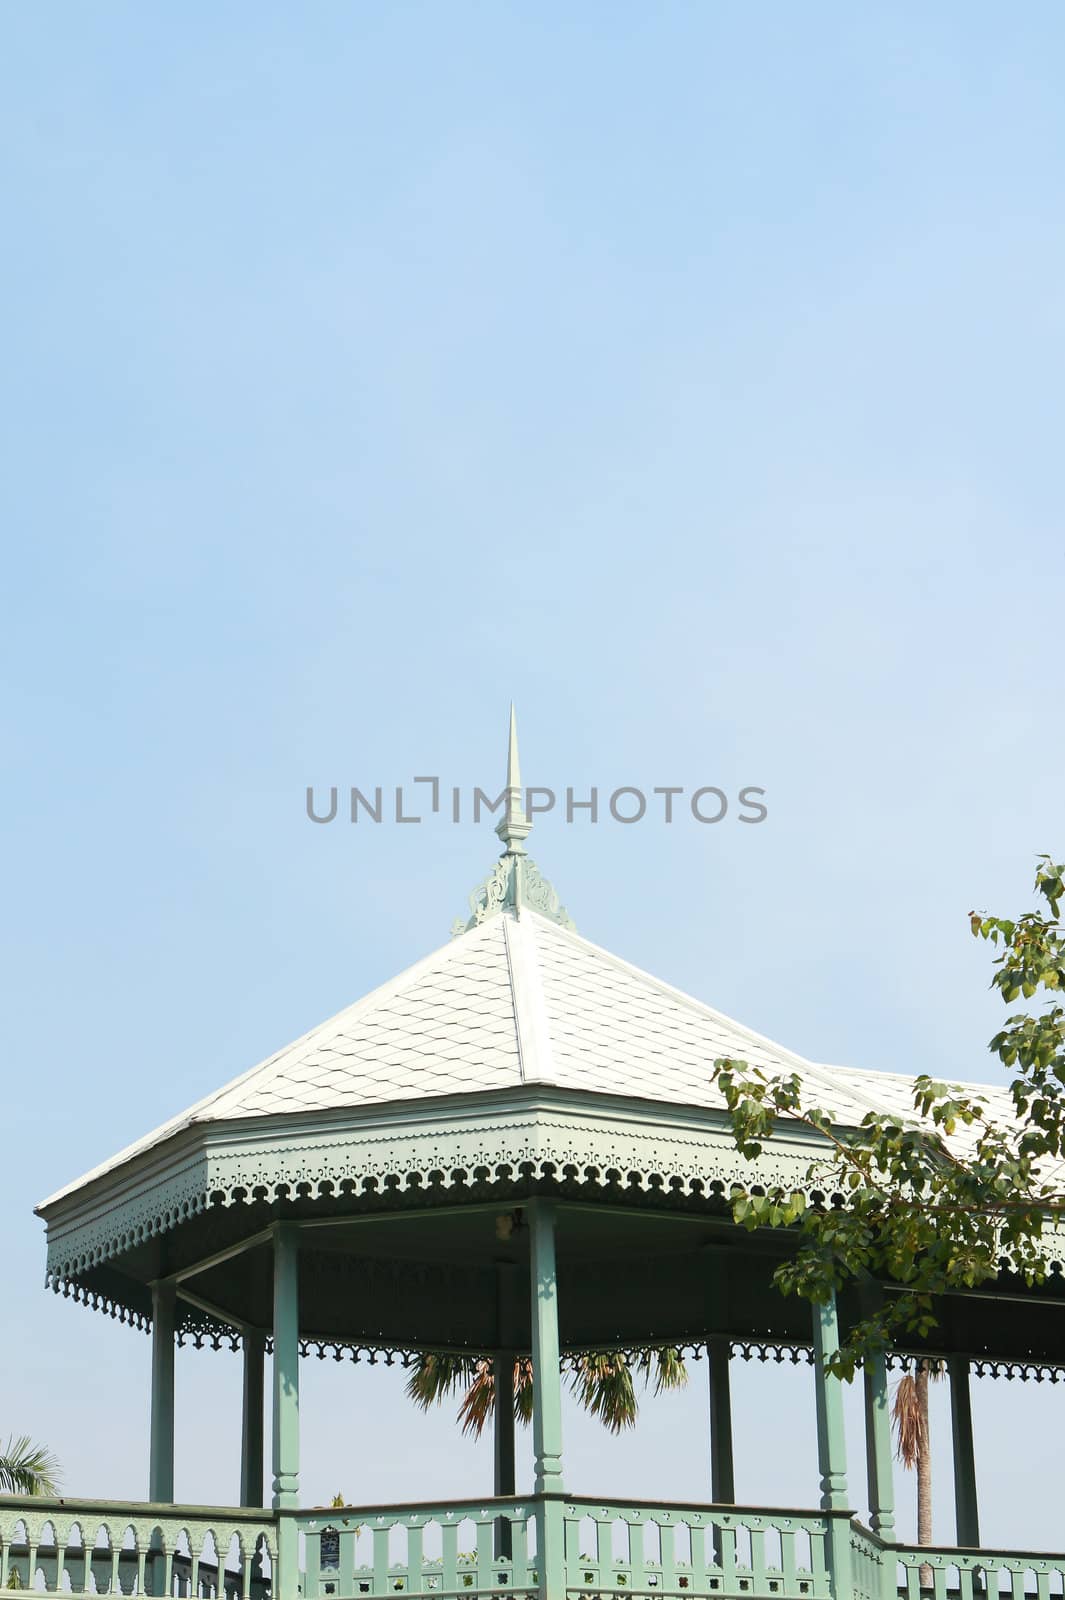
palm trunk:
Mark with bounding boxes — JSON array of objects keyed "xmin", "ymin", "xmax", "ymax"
[{"xmin": 916, "ymin": 1363, "xmax": 933, "ymax": 1586}]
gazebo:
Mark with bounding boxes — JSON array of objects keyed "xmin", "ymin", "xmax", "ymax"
[{"xmin": 8, "ymin": 715, "xmax": 1065, "ymax": 1600}]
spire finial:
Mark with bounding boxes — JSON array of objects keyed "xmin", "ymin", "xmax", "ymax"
[
  {"xmin": 451, "ymin": 707, "xmax": 575, "ymax": 936},
  {"xmin": 496, "ymin": 702, "xmax": 532, "ymax": 854}
]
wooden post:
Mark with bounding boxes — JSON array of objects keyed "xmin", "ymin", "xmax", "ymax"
[
  {"xmin": 949, "ymin": 1356, "xmax": 980, "ymax": 1546},
  {"xmin": 272, "ymin": 1224, "xmax": 300, "ymax": 1600},
  {"xmin": 863, "ymin": 1347, "xmax": 896, "ymax": 1541},
  {"xmin": 149, "ymin": 1281, "xmax": 176, "ymax": 1503},
  {"xmin": 857, "ymin": 1283, "xmax": 895, "ymax": 1545},
  {"xmin": 708, "ymin": 1336, "xmax": 736, "ymax": 1504},
  {"xmin": 812, "ymin": 1291, "xmax": 853, "ymax": 1600},
  {"xmin": 494, "ymin": 1353, "xmax": 516, "ymax": 1558},
  {"xmin": 495, "ymin": 1260, "xmax": 520, "ymax": 1500},
  {"xmin": 529, "ymin": 1202, "xmax": 564, "ymax": 1600},
  {"xmin": 241, "ymin": 1328, "xmax": 266, "ymax": 1508}
]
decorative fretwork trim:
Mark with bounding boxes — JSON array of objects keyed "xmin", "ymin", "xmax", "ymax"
[{"xmin": 42, "ymin": 1100, "xmax": 822, "ymax": 1283}]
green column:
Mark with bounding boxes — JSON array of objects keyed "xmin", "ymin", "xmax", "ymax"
[
  {"xmin": 495, "ymin": 1259, "xmax": 520, "ymax": 1559},
  {"xmin": 241, "ymin": 1328, "xmax": 266, "ymax": 1508},
  {"xmin": 948, "ymin": 1357, "xmax": 980, "ymax": 1547},
  {"xmin": 149, "ymin": 1281, "xmax": 176, "ymax": 1503},
  {"xmin": 862, "ymin": 1348, "xmax": 896, "ymax": 1541},
  {"xmin": 857, "ymin": 1277, "xmax": 895, "ymax": 1545},
  {"xmin": 708, "ymin": 1337, "xmax": 736, "ymax": 1503},
  {"xmin": 495, "ymin": 1260, "xmax": 520, "ymax": 1499},
  {"xmin": 529, "ymin": 1203, "xmax": 564, "ymax": 1600},
  {"xmin": 494, "ymin": 1354, "xmax": 516, "ymax": 1560},
  {"xmin": 494, "ymin": 1354, "xmax": 517, "ymax": 1496},
  {"xmin": 272, "ymin": 1225, "xmax": 301, "ymax": 1600},
  {"xmin": 812, "ymin": 1292, "xmax": 853, "ymax": 1600}
]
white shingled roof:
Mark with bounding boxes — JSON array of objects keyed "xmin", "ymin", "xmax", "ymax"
[{"xmin": 40, "ymin": 906, "xmax": 1012, "ymax": 1211}]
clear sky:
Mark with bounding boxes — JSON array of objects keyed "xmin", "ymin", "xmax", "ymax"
[{"xmin": 3, "ymin": 0, "xmax": 1065, "ymax": 1553}]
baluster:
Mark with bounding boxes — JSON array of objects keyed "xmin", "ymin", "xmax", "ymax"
[
  {"xmin": 508, "ymin": 1512, "xmax": 529, "ymax": 1591},
  {"xmin": 563, "ymin": 1512, "xmax": 580, "ymax": 1591},
  {"xmin": 305, "ymin": 1533, "xmax": 321, "ymax": 1599},
  {"xmin": 690, "ymin": 1523, "xmax": 709, "ymax": 1592},
  {"xmin": 1036, "ymin": 1573, "xmax": 1051, "ymax": 1600},
  {"xmin": 372, "ymin": 1527, "xmax": 389, "ymax": 1596},
  {"xmin": 660, "ymin": 1524, "xmax": 676, "ymax": 1592},
  {"xmin": 1011, "ymin": 1571, "xmax": 1026, "ymax": 1600},
  {"xmin": 1, "ymin": 1533, "xmax": 10, "ymax": 1592},
  {"xmin": 83, "ymin": 1536, "xmax": 94, "ymax": 1595},
  {"xmin": 241, "ymin": 1547, "xmax": 252, "ymax": 1600},
  {"xmin": 441, "ymin": 1523, "xmax": 459, "ymax": 1596},
  {"xmin": 933, "ymin": 1564, "xmax": 948, "ymax": 1600},
  {"xmin": 135, "ymin": 1546, "xmax": 148, "ymax": 1599},
  {"xmin": 718, "ymin": 1524, "xmax": 737, "ymax": 1593},
  {"xmin": 190, "ymin": 1549, "xmax": 201, "ymax": 1599},
  {"xmin": 28, "ymin": 1539, "xmax": 39, "ymax": 1597},
  {"xmin": 163, "ymin": 1544, "xmax": 175, "ymax": 1600},
  {"xmin": 594, "ymin": 1517, "xmax": 612, "ymax": 1591},
  {"xmin": 781, "ymin": 1529, "xmax": 797, "ymax": 1592},
  {"xmin": 750, "ymin": 1528, "xmax": 767, "ymax": 1592},
  {"xmin": 808, "ymin": 1528, "xmax": 829, "ymax": 1599},
  {"xmin": 629, "ymin": 1520, "xmax": 647, "ymax": 1594},
  {"xmin": 406, "ymin": 1525, "xmax": 423, "ymax": 1594},
  {"xmin": 476, "ymin": 1518, "xmax": 494, "ymax": 1588},
  {"xmin": 334, "ymin": 1525, "xmax": 351, "ymax": 1596},
  {"xmin": 905, "ymin": 1563, "xmax": 920, "ymax": 1600},
  {"xmin": 110, "ymin": 1536, "xmax": 122, "ymax": 1596},
  {"xmin": 958, "ymin": 1565, "xmax": 974, "ymax": 1600}
]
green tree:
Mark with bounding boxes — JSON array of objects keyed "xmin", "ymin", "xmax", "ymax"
[
  {"xmin": 710, "ymin": 855, "xmax": 1065, "ymax": 1376},
  {"xmin": 0, "ymin": 1436, "xmax": 60, "ymax": 1497}
]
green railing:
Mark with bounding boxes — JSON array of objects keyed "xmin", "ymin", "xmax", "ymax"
[
  {"xmin": 6, "ymin": 1495, "xmax": 1065, "ymax": 1600},
  {"xmin": 560, "ymin": 1497, "xmax": 834, "ymax": 1599},
  {"xmin": 0, "ymin": 1498, "xmax": 276, "ymax": 1598},
  {"xmin": 849, "ymin": 1523, "xmax": 891, "ymax": 1600},
  {"xmin": 893, "ymin": 1544, "xmax": 1065, "ymax": 1600},
  {"xmin": 297, "ymin": 1496, "xmax": 838, "ymax": 1599},
  {"xmin": 297, "ymin": 1498, "xmax": 537, "ymax": 1599}
]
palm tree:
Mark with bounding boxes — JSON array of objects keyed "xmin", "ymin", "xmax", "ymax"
[
  {"xmin": 892, "ymin": 1360, "xmax": 943, "ymax": 1580},
  {"xmin": 0, "ymin": 1436, "xmax": 60, "ymax": 1497},
  {"xmin": 407, "ymin": 1347, "xmax": 687, "ymax": 1437}
]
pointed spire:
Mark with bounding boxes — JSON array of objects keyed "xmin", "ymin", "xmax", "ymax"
[
  {"xmin": 496, "ymin": 702, "xmax": 532, "ymax": 854},
  {"xmin": 452, "ymin": 707, "xmax": 574, "ymax": 936}
]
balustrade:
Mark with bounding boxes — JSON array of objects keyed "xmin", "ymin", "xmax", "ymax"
[
  {"xmin": 0, "ymin": 1499, "xmax": 275, "ymax": 1599},
  {"xmin": 297, "ymin": 1497, "xmax": 536, "ymax": 1598},
  {"xmin": 297, "ymin": 1496, "xmax": 841, "ymax": 1600},
  {"xmin": 892, "ymin": 1546, "xmax": 1065, "ymax": 1600},
  {"xmin": 561, "ymin": 1497, "xmax": 835, "ymax": 1600},
  {"xmin": 6, "ymin": 1494, "xmax": 1065, "ymax": 1600}
]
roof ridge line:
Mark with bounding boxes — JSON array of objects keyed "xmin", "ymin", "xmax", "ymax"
[
  {"xmin": 523, "ymin": 910, "xmax": 949, "ymax": 1122},
  {"xmin": 502, "ymin": 911, "xmax": 555, "ymax": 1086},
  {"xmin": 521, "ymin": 909, "xmax": 816, "ymax": 1071}
]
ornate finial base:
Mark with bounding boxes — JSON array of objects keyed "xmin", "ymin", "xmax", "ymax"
[{"xmin": 452, "ymin": 851, "xmax": 574, "ymax": 936}]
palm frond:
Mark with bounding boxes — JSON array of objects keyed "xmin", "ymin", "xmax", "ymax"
[
  {"xmin": 892, "ymin": 1359, "xmax": 944, "ymax": 1471},
  {"xmin": 456, "ymin": 1360, "xmax": 496, "ymax": 1438},
  {"xmin": 643, "ymin": 1347, "xmax": 689, "ymax": 1396},
  {"xmin": 514, "ymin": 1357, "xmax": 534, "ymax": 1425},
  {"xmin": 405, "ymin": 1354, "xmax": 478, "ymax": 1411},
  {"xmin": 569, "ymin": 1354, "xmax": 638, "ymax": 1433},
  {"xmin": 0, "ymin": 1436, "xmax": 60, "ymax": 1497},
  {"xmin": 892, "ymin": 1375, "xmax": 925, "ymax": 1469}
]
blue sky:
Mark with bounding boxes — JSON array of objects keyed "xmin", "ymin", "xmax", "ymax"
[{"xmin": 3, "ymin": 0, "xmax": 1065, "ymax": 1551}]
